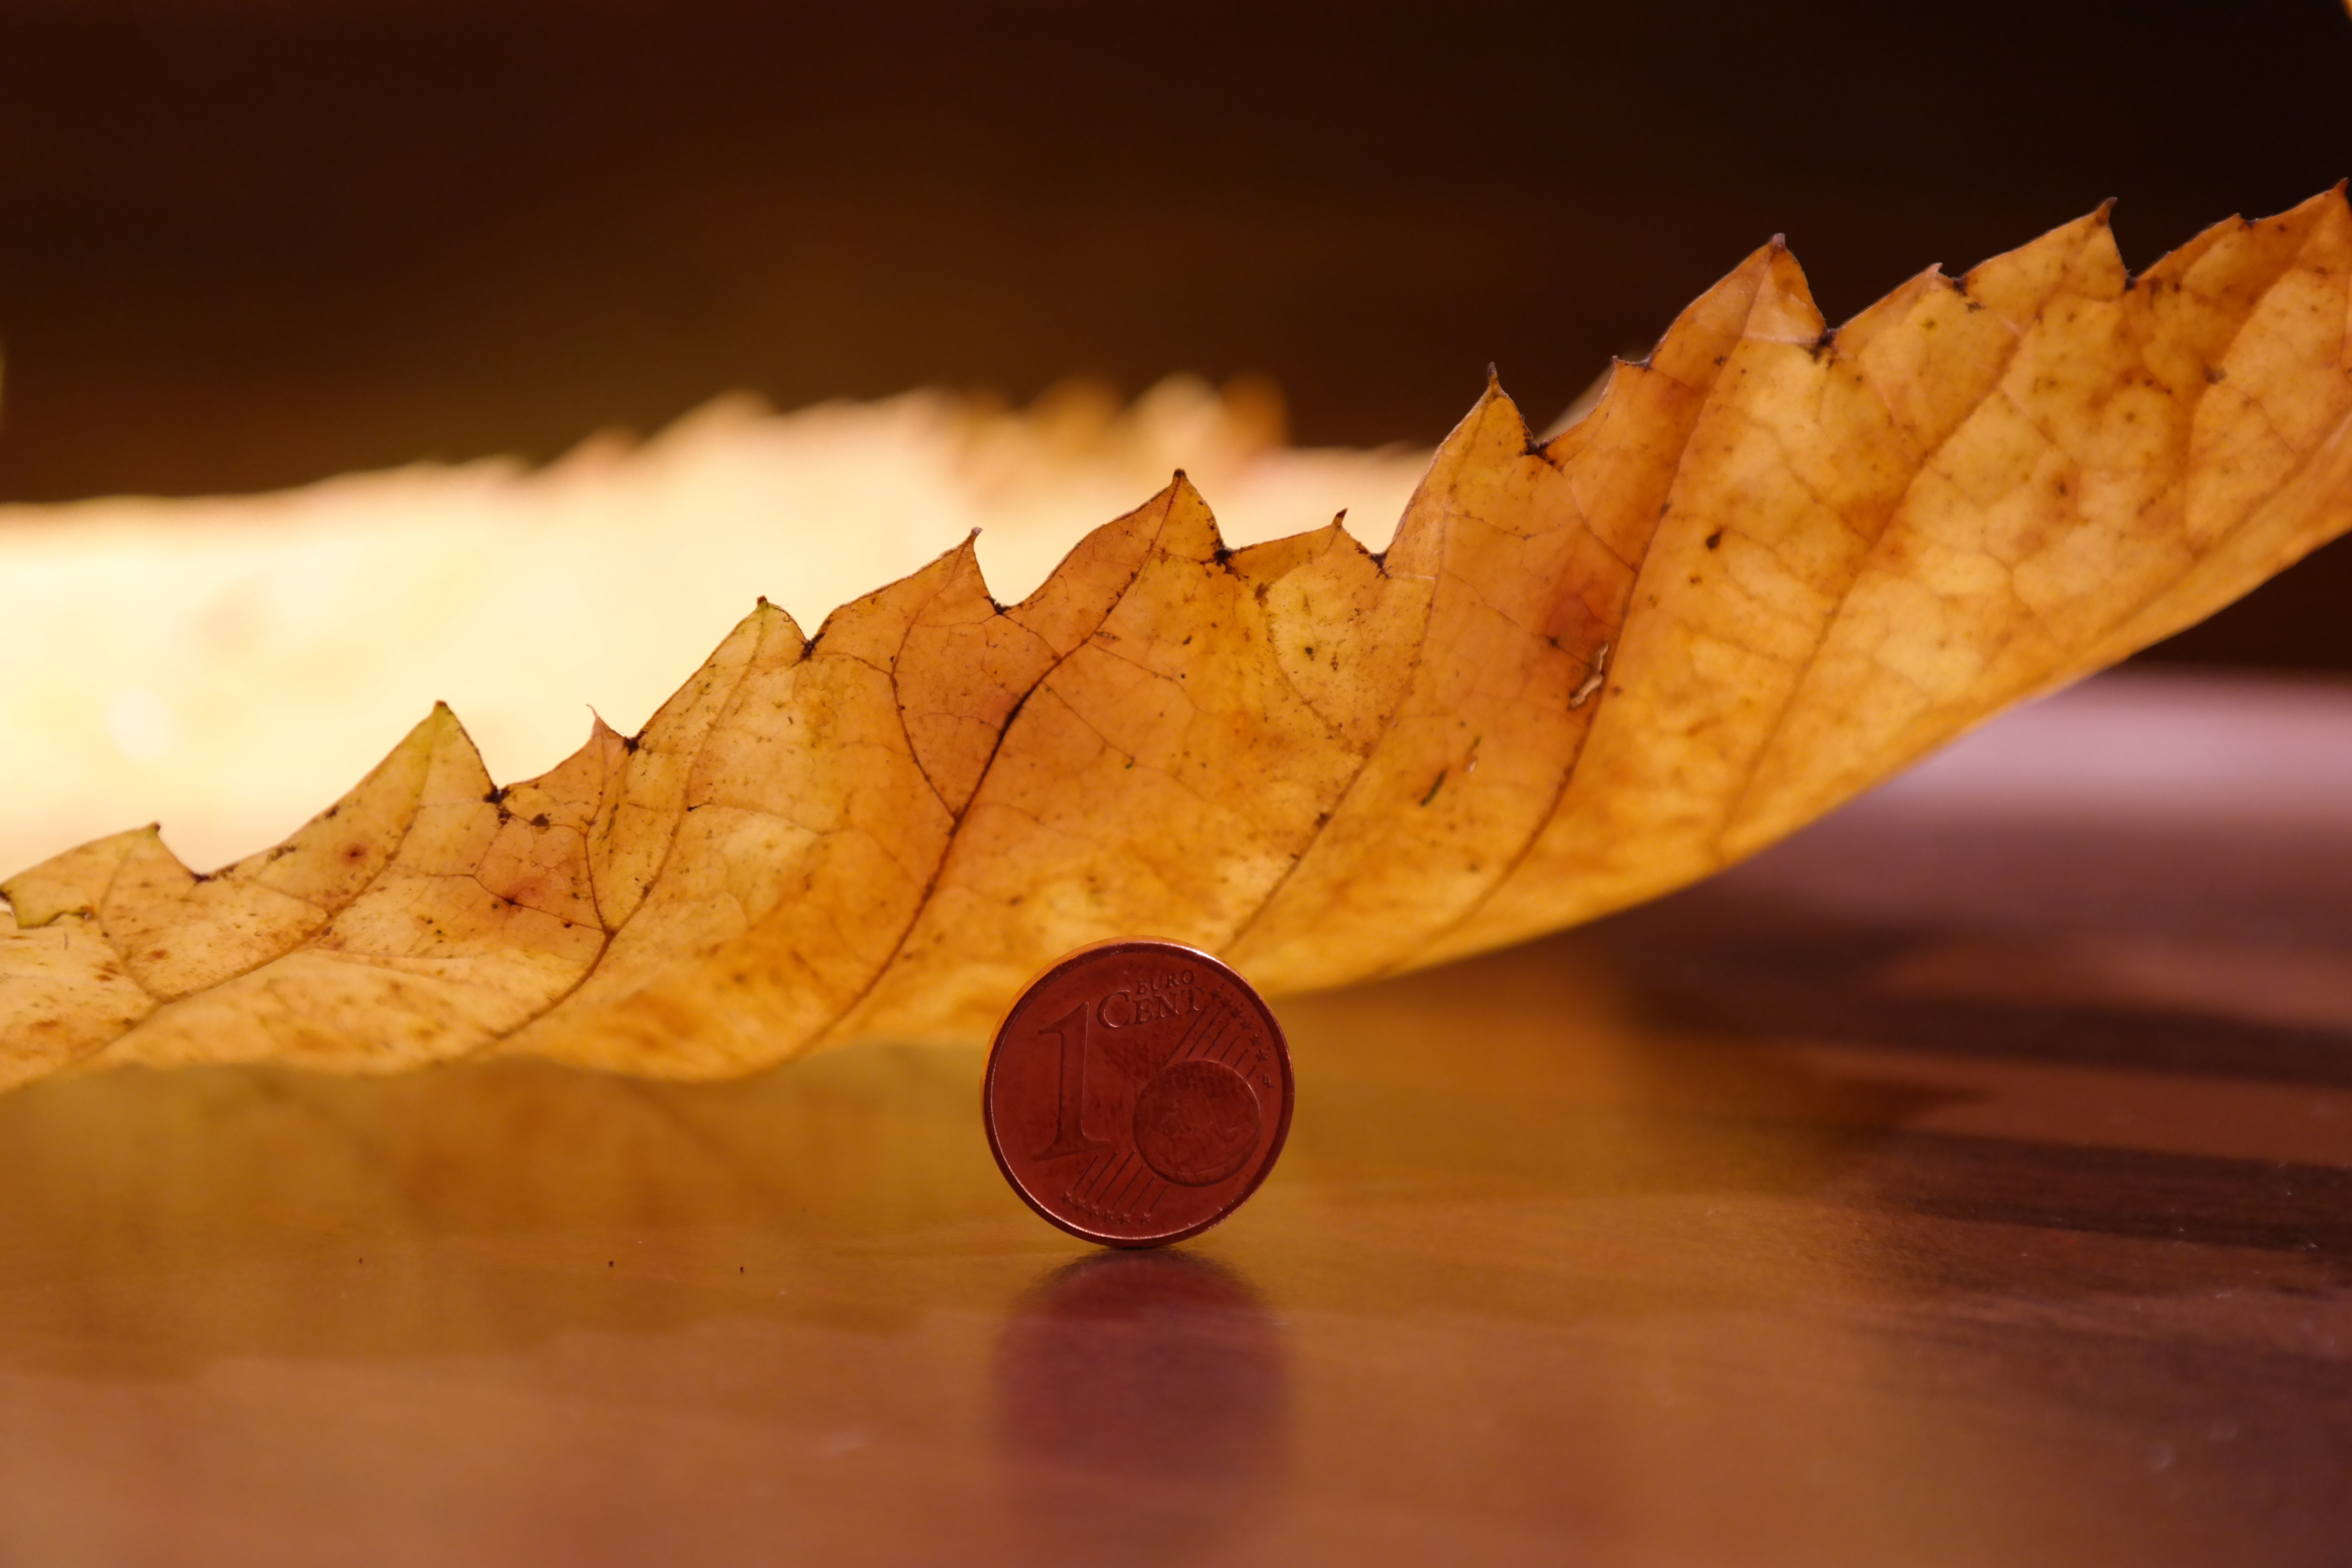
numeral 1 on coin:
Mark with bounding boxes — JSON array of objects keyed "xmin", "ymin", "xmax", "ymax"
[{"xmin": 1034, "ymin": 1001, "xmax": 1111, "ymax": 1161}]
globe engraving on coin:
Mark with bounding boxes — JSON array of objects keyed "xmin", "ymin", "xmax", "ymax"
[
  {"xmin": 1134, "ymin": 1060, "xmax": 1262, "ymax": 1186},
  {"xmin": 983, "ymin": 938, "xmax": 1294, "ymax": 1247}
]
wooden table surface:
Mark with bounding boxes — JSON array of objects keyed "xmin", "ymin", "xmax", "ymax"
[{"xmin": 1, "ymin": 671, "xmax": 2346, "ymax": 1567}]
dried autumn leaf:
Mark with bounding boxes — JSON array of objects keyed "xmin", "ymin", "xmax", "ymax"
[{"xmin": 6, "ymin": 191, "xmax": 2351, "ymax": 1090}]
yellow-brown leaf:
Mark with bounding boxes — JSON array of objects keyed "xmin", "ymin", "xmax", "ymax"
[{"xmin": 7, "ymin": 192, "xmax": 2350, "ymax": 1087}]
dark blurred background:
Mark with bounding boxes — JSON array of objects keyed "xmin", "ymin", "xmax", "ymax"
[{"xmin": 2, "ymin": 0, "xmax": 2349, "ymax": 667}]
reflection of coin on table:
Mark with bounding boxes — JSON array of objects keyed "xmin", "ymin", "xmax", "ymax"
[{"xmin": 983, "ymin": 938, "xmax": 1294, "ymax": 1247}]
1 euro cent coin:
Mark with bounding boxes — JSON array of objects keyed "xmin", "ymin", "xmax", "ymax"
[{"xmin": 983, "ymin": 939, "xmax": 1294, "ymax": 1248}]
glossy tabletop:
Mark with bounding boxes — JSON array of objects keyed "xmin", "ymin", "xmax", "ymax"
[{"xmin": 1, "ymin": 671, "xmax": 2346, "ymax": 1567}]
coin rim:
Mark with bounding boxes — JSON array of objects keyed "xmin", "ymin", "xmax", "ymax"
[{"xmin": 981, "ymin": 937, "xmax": 1294, "ymax": 1249}]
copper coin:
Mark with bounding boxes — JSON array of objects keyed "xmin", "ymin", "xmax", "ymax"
[{"xmin": 984, "ymin": 938, "xmax": 1293, "ymax": 1248}]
